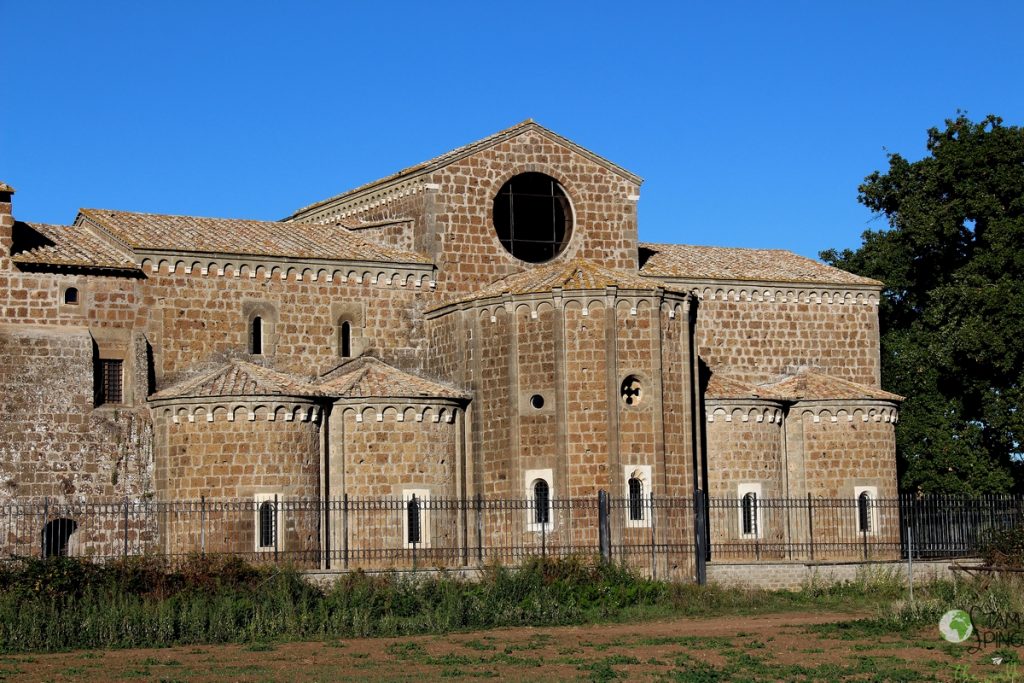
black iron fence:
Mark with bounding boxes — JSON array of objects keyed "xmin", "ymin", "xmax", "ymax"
[{"xmin": 3, "ymin": 493, "xmax": 1022, "ymax": 576}]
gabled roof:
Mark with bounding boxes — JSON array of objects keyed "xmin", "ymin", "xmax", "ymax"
[
  {"xmin": 288, "ymin": 120, "xmax": 642, "ymax": 219},
  {"xmin": 705, "ymin": 373, "xmax": 784, "ymax": 401},
  {"xmin": 150, "ymin": 360, "xmax": 324, "ymax": 401},
  {"xmin": 639, "ymin": 243, "xmax": 881, "ymax": 287},
  {"xmin": 319, "ymin": 356, "xmax": 469, "ymax": 401},
  {"xmin": 0, "ymin": 181, "xmax": 14, "ymax": 194},
  {"xmin": 764, "ymin": 371, "xmax": 903, "ymax": 402},
  {"xmin": 77, "ymin": 208, "xmax": 430, "ymax": 264},
  {"xmin": 11, "ymin": 222, "xmax": 137, "ymax": 271},
  {"xmin": 705, "ymin": 370, "xmax": 902, "ymax": 402},
  {"xmin": 432, "ymin": 257, "xmax": 676, "ymax": 311}
]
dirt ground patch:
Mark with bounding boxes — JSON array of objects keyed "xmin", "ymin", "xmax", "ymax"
[{"xmin": 0, "ymin": 610, "xmax": 1018, "ymax": 682}]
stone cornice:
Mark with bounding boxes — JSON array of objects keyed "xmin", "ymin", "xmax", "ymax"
[
  {"xmin": 705, "ymin": 401, "xmax": 784, "ymax": 424},
  {"xmin": 425, "ymin": 288, "xmax": 693, "ymax": 321},
  {"xmin": 650, "ymin": 278, "xmax": 881, "ymax": 306},
  {"xmin": 139, "ymin": 253, "xmax": 436, "ymax": 289},
  {"xmin": 336, "ymin": 401, "xmax": 462, "ymax": 424},
  {"xmin": 152, "ymin": 399, "xmax": 323, "ymax": 425}
]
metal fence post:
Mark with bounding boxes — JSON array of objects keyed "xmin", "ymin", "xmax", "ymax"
[
  {"xmin": 907, "ymin": 522, "xmax": 914, "ymax": 602},
  {"xmin": 323, "ymin": 496, "xmax": 330, "ymax": 570},
  {"xmin": 649, "ymin": 493, "xmax": 657, "ymax": 580},
  {"xmin": 342, "ymin": 494, "xmax": 349, "ymax": 570},
  {"xmin": 200, "ymin": 495, "xmax": 206, "ymax": 557},
  {"xmin": 475, "ymin": 493, "xmax": 483, "ymax": 566},
  {"xmin": 598, "ymin": 490, "xmax": 611, "ymax": 563},
  {"xmin": 694, "ymin": 490, "xmax": 707, "ymax": 585},
  {"xmin": 807, "ymin": 493, "xmax": 814, "ymax": 561},
  {"xmin": 123, "ymin": 497, "xmax": 129, "ymax": 558},
  {"xmin": 41, "ymin": 497, "xmax": 49, "ymax": 558},
  {"xmin": 273, "ymin": 494, "xmax": 279, "ymax": 563}
]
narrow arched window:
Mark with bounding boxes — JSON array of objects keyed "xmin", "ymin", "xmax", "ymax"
[
  {"xmin": 628, "ymin": 477, "xmax": 644, "ymax": 521},
  {"xmin": 340, "ymin": 320, "xmax": 351, "ymax": 358},
  {"xmin": 858, "ymin": 491, "xmax": 872, "ymax": 533},
  {"xmin": 250, "ymin": 316, "xmax": 263, "ymax": 355},
  {"xmin": 42, "ymin": 518, "xmax": 77, "ymax": 557},
  {"xmin": 407, "ymin": 495, "xmax": 421, "ymax": 545},
  {"xmin": 63, "ymin": 287, "xmax": 79, "ymax": 305},
  {"xmin": 258, "ymin": 501, "xmax": 275, "ymax": 548},
  {"xmin": 533, "ymin": 479, "xmax": 550, "ymax": 525},
  {"xmin": 741, "ymin": 492, "xmax": 758, "ymax": 536}
]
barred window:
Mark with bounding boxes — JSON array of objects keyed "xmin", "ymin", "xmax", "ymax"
[
  {"xmin": 97, "ymin": 359, "xmax": 123, "ymax": 405},
  {"xmin": 533, "ymin": 479, "xmax": 550, "ymax": 525},
  {"xmin": 258, "ymin": 501, "xmax": 275, "ymax": 548},
  {"xmin": 407, "ymin": 495, "xmax": 421, "ymax": 545},
  {"xmin": 857, "ymin": 491, "xmax": 872, "ymax": 533},
  {"xmin": 741, "ymin": 492, "xmax": 758, "ymax": 536},
  {"xmin": 628, "ymin": 477, "xmax": 644, "ymax": 521},
  {"xmin": 42, "ymin": 518, "xmax": 77, "ymax": 557}
]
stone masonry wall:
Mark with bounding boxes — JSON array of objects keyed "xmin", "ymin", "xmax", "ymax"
[
  {"xmin": 143, "ymin": 267, "xmax": 428, "ymax": 387},
  {"xmin": 0, "ymin": 325, "xmax": 153, "ymax": 502},
  {"xmin": 696, "ymin": 298, "xmax": 881, "ymax": 387},
  {"xmin": 430, "ymin": 130, "xmax": 640, "ymax": 294},
  {"xmin": 704, "ymin": 413, "xmax": 784, "ymax": 500},
  {"xmin": 800, "ymin": 414, "xmax": 899, "ymax": 499},
  {"xmin": 336, "ymin": 407, "xmax": 460, "ymax": 498}
]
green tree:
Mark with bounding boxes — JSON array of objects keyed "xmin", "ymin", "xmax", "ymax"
[{"xmin": 822, "ymin": 114, "xmax": 1024, "ymax": 493}]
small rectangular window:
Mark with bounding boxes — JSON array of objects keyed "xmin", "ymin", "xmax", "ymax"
[{"xmin": 97, "ymin": 359, "xmax": 123, "ymax": 405}]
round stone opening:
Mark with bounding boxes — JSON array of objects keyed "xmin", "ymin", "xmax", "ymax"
[
  {"xmin": 493, "ymin": 172, "xmax": 573, "ymax": 263},
  {"xmin": 620, "ymin": 376, "xmax": 642, "ymax": 406},
  {"xmin": 530, "ymin": 394, "xmax": 545, "ymax": 410}
]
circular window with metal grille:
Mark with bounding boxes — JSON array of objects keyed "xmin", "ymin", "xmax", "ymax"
[
  {"xmin": 493, "ymin": 172, "xmax": 573, "ymax": 263},
  {"xmin": 620, "ymin": 375, "xmax": 642, "ymax": 406}
]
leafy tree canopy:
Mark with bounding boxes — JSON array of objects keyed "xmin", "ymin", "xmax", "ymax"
[{"xmin": 822, "ymin": 114, "xmax": 1024, "ymax": 493}]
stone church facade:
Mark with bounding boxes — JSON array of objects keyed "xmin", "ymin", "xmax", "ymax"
[{"xmin": 0, "ymin": 121, "xmax": 900, "ymax": 567}]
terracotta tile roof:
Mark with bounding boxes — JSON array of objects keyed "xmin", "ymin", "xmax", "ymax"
[
  {"xmin": 78, "ymin": 208, "xmax": 430, "ymax": 264},
  {"xmin": 151, "ymin": 361, "xmax": 324, "ymax": 401},
  {"xmin": 705, "ymin": 374, "xmax": 784, "ymax": 400},
  {"xmin": 11, "ymin": 222, "xmax": 137, "ymax": 270},
  {"xmin": 288, "ymin": 120, "xmax": 641, "ymax": 219},
  {"xmin": 434, "ymin": 257, "xmax": 674, "ymax": 310},
  {"xmin": 0, "ymin": 182, "xmax": 14, "ymax": 194},
  {"xmin": 319, "ymin": 357, "xmax": 469, "ymax": 400},
  {"xmin": 639, "ymin": 243, "xmax": 881, "ymax": 286},
  {"xmin": 705, "ymin": 370, "xmax": 902, "ymax": 402},
  {"xmin": 765, "ymin": 371, "xmax": 903, "ymax": 402}
]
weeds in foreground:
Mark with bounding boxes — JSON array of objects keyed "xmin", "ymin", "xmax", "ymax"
[{"xmin": 0, "ymin": 554, "xmax": 1021, "ymax": 653}]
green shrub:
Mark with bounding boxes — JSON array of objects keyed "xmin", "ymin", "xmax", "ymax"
[{"xmin": 979, "ymin": 522, "xmax": 1024, "ymax": 568}]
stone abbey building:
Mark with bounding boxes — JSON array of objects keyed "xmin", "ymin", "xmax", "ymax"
[{"xmin": 0, "ymin": 121, "xmax": 900, "ymax": 568}]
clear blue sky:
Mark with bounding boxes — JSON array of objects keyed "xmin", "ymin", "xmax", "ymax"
[{"xmin": 3, "ymin": 1, "xmax": 1023, "ymax": 260}]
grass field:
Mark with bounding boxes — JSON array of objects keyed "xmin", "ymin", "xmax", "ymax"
[
  {"xmin": 0, "ymin": 556, "xmax": 1022, "ymax": 681},
  {"xmin": 0, "ymin": 608, "xmax": 1020, "ymax": 682}
]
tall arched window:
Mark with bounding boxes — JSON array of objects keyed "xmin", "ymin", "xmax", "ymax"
[
  {"xmin": 250, "ymin": 316, "xmax": 263, "ymax": 355},
  {"xmin": 628, "ymin": 477, "xmax": 644, "ymax": 521},
  {"xmin": 407, "ymin": 495, "xmax": 421, "ymax": 545},
  {"xmin": 339, "ymin": 320, "xmax": 351, "ymax": 358},
  {"xmin": 741, "ymin": 492, "xmax": 758, "ymax": 536},
  {"xmin": 258, "ymin": 501, "xmax": 275, "ymax": 548},
  {"xmin": 533, "ymin": 479, "xmax": 550, "ymax": 525},
  {"xmin": 857, "ymin": 491, "xmax": 872, "ymax": 533}
]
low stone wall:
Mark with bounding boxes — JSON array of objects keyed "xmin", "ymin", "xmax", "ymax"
[{"xmin": 707, "ymin": 558, "xmax": 969, "ymax": 591}]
